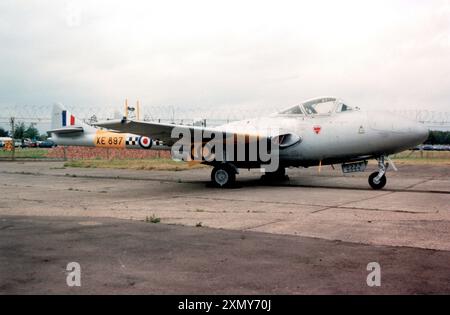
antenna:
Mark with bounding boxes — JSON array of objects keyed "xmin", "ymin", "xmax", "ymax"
[
  {"xmin": 136, "ymin": 100, "xmax": 140, "ymax": 121},
  {"xmin": 124, "ymin": 99, "xmax": 128, "ymax": 119},
  {"xmin": 124, "ymin": 99, "xmax": 139, "ymax": 120}
]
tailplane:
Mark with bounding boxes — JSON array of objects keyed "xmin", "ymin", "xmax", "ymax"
[{"xmin": 49, "ymin": 103, "xmax": 95, "ymax": 135}]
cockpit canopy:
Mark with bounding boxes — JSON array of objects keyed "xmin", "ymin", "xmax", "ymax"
[{"xmin": 278, "ymin": 97, "xmax": 356, "ymax": 116}]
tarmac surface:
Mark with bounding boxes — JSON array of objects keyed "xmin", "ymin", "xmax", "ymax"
[{"xmin": 0, "ymin": 161, "xmax": 449, "ymax": 293}]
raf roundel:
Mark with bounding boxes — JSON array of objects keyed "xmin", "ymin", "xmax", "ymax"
[{"xmin": 139, "ymin": 136, "xmax": 152, "ymax": 149}]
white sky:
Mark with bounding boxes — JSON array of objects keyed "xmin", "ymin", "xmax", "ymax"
[{"xmin": 0, "ymin": 0, "xmax": 450, "ymax": 116}]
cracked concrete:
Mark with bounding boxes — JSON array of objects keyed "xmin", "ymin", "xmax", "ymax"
[
  {"xmin": 0, "ymin": 160, "xmax": 449, "ymax": 293},
  {"xmin": 0, "ymin": 161, "xmax": 449, "ymax": 251}
]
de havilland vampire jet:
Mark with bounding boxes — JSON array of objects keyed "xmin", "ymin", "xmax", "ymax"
[{"xmin": 48, "ymin": 97, "xmax": 429, "ymax": 189}]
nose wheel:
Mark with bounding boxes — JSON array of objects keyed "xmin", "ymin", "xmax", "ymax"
[
  {"xmin": 368, "ymin": 156, "xmax": 388, "ymax": 190},
  {"xmin": 368, "ymin": 171, "xmax": 387, "ymax": 189}
]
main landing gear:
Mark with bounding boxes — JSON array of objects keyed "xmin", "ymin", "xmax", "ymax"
[
  {"xmin": 261, "ymin": 167, "xmax": 289, "ymax": 182},
  {"xmin": 211, "ymin": 163, "xmax": 238, "ymax": 187},
  {"xmin": 210, "ymin": 164, "xmax": 289, "ymax": 187},
  {"xmin": 368, "ymin": 156, "xmax": 388, "ymax": 190}
]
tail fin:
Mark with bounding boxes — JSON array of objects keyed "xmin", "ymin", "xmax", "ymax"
[{"xmin": 49, "ymin": 103, "xmax": 95, "ymax": 134}]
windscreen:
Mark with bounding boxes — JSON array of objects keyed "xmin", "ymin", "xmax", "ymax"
[
  {"xmin": 278, "ymin": 105, "xmax": 304, "ymax": 115},
  {"xmin": 302, "ymin": 98, "xmax": 336, "ymax": 115}
]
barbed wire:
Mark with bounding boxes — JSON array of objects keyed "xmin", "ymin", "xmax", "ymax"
[
  {"xmin": 392, "ymin": 110, "xmax": 450, "ymax": 124},
  {"xmin": 0, "ymin": 104, "xmax": 273, "ymax": 127},
  {"xmin": 0, "ymin": 105, "xmax": 449, "ymax": 129}
]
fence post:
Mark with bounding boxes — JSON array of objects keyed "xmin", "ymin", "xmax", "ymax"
[{"xmin": 10, "ymin": 117, "xmax": 15, "ymax": 161}]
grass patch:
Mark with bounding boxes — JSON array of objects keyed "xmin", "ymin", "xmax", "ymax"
[
  {"xmin": 390, "ymin": 150, "xmax": 450, "ymax": 165},
  {"xmin": 0, "ymin": 148, "xmax": 49, "ymax": 159},
  {"xmin": 145, "ymin": 214, "xmax": 161, "ymax": 224},
  {"xmin": 64, "ymin": 158, "xmax": 208, "ymax": 171}
]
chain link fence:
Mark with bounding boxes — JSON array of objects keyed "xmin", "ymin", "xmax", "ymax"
[
  {"xmin": 1, "ymin": 104, "xmax": 449, "ymax": 128},
  {"xmin": 1, "ymin": 105, "xmax": 449, "ymax": 161}
]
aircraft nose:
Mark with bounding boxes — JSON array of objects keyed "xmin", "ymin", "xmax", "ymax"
[
  {"xmin": 413, "ymin": 122, "xmax": 429, "ymax": 144},
  {"xmin": 368, "ymin": 111, "xmax": 430, "ymax": 151},
  {"xmin": 393, "ymin": 116, "xmax": 429, "ymax": 147}
]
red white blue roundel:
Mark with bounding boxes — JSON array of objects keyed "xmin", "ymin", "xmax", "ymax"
[{"xmin": 139, "ymin": 136, "xmax": 152, "ymax": 149}]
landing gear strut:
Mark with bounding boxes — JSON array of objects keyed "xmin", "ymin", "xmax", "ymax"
[
  {"xmin": 261, "ymin": 167, "xmax": 289, "ymax": 181},
  {"xmin": 211, "ymin": 163, "xmax": 237, "ymax": 187},
  {"xmin": 368, "ymin": 156, "xmax": 387, "ymax": 190}
]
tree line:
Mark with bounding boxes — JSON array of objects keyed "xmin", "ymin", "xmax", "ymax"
[
  {"xmin": 424, "ymin": 131, "xmax": 450, "ymax": 145},
  {"xmin": 0, "ymin": 123, "xmax": 48, "ymax": 141}
]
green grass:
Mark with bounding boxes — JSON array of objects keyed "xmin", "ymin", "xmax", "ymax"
[
  {"xmin": 390, "ymin": 150, "xmax": 450, "ymax": 165},
  {"xmin": 145, "ymin": 214, "xmax": 161, "ymax": 224},
  {"xmin": 2, "ymin": 147, "xmax": 448, "ymax": 166},
  {"xmin": 64, "ymin": 158, "xmax": 208, "ymax": 171},
  {"xmin": 0, "ymin": 148, "xmax": 49, "ymax": 159}
]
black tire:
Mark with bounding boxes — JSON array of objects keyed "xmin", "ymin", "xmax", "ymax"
[
  {"xmin": 211, "ymin": 164, "xmax": 236, "ymax": 187},
  {"xmin": 262, "ymin": 167, "xmax": 288, "ymax": 181},
  {"xmin": 368, "ymin": 172, "xmax": 387, "ymax": 190},
  {"xmin": 268, "ymin": 167, "xmax": 286, "ymax": 177}
]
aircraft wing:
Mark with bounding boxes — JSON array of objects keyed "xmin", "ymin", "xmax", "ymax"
[
  {"xmin": 95, "ymin": 119, "xmax": 301, "ymax": 148},
  {"xmin": 95, "ymin": 119, "xmax": 224, "ymax": 146}
]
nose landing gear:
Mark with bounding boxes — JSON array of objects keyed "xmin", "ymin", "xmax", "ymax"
[{"xmin": 368, "ymin": 156, "xmax": 388, "ymax": 190}]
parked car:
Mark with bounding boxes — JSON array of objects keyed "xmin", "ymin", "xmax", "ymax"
[
  {"xmin": 20, "ymin": 138, "xmax": 41, "ymax": 148},
  {"xmin": 38, "ymin": 140, "xmax": 56, "ymax": 148},
  {"xmin": 435, "ymin": 145, "xmax": 449, "ymax": 151},
  {"xmin": 422, "ymin": 145, "xmax": 434, "ymax": 151}
]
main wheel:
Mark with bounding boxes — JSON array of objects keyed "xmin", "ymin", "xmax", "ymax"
[
  {"xmin": 368, "ymin": 171, "xmax": 387, "ymax": 190},
  {"xmin": 211, "ymin": 164, "xmax": 236, "ymax": 187},
  {"xmin": 268, "ymin": 167, "xmax": 286, "ymax": 177}
]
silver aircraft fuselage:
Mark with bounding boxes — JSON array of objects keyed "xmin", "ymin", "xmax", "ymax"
[{"xmin": 219, "ymin": 107, "xmax": 429, "ymax": 168}]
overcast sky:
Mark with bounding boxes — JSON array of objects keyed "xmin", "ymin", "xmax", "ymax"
[{"xmin": 0, "ymin": 0, "xmax": 449, "ymax": 118}]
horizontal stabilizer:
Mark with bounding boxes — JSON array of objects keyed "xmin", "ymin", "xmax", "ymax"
[{"xmin": 47, "ymin": 126, "xmax": 84, "ymax": 135}]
